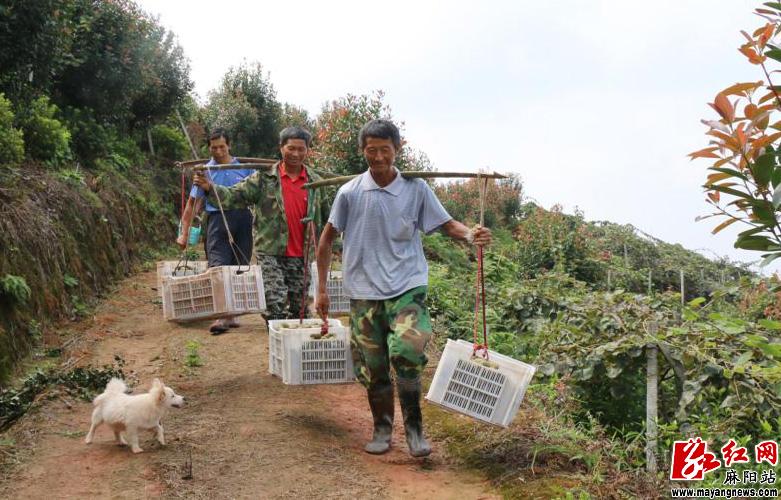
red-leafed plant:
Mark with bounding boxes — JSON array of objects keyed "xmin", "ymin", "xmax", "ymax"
[{"xmin": 692, "ymin": 4, "xmax": 781, "ymax": 266}]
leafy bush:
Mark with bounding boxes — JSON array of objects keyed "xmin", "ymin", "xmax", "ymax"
[
  {"xmin": 691, "ymin": 4, "xmax": 781, "ymax": 266},
  {"xmin": 0, "ymin": 358, "xmax": 125, "ymax": 430},
  {"xmin": 184, "ymin": 340, "xmax": 203, "ymax": 367},
  {"xmin": 61, "ymin": 107, "xmax": 113, "ymax": 164},
  {"xmin": 19, "ymin": 96, "xmax": 71, "ymax": 166},
  {"xmin": 0, "ymin": 275, "xmax": 31, "ymax": 304},
  {"xmin": 0, "ymin": 93, "xmax": 24, "ymax": 167},
  {"xmin": 514, "ymin": 204, "xmax": 599, "ymax": 280},
  {"xmin": 310, "ymin": 91, "xmax": 433, "ymax": 175},
  {"xmin": 150, "ymin": 124, "xmax": 189, "ymax": 162},
  {"xmin": 435, "ymin": 174, "xmax": 524, "ymax": 228},
  {"xmin": 98, "ymin": 135, "xmax": 145, "ymax": 172},
  {"xmin": 202, "ymin": 61, "xmax": 280, "ymax": 157},
  {"xmin": 0, "ymin": 1, "xmax": 192, "ymax": 162}
]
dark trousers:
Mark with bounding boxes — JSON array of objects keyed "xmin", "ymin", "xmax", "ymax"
[{"xmin": 205, "ymin": 209, "xmax": 253, "ymax": 267}]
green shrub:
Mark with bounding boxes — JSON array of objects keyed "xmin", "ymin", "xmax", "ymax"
[
  {"xmin": 0, "ymin": 275, "xmax": 31, "ymax": 304},
  {"xmin": 109, "ymin": 135, "xmax": 144, "ymax": 168},
  {"xmin": 0, "ymin": 93, "xmax": 25, "ymax": 167},
  {"xmin": 184, "ymin": 340, "xmax": 203, "ymax": 367},
  {"xmin": 62, "ymin": 107, "xmax": 112, "ymax": 164},
  {"xmin": 21, "ymin": 96, "xmax": 71, "ymax": 166},
  {"xmin": 150, "ymin": 124, "xmax": 189, "ymax": 162}
]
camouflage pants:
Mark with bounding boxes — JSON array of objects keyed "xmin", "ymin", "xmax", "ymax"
[
  {"xmin": 350, "ymin": 286, "xmax": 433, "ymax": 389},
  {"xmin": 258, "ymin": 255, "xmax": 306, "ymax": 320}
]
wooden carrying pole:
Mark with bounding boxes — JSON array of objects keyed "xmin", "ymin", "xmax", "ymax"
[
  {"xmin": 304, "ymin": 171, "xmax": 507, "ymax": 189},
  {"xmin": 176, "ymin": 157, "xmax": 277, "ymax": 168},
  {"xmin": 189, "ymin": 163, "xmax": 276, "ymax": 172},
  {"xmin": 179, "ymin": 162, "xmax": 342, "ymax": 179}
]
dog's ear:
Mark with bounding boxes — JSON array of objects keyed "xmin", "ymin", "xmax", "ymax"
[{"xmin": 151, "ymin": 378, "xmax": 165, "ymax": 404}]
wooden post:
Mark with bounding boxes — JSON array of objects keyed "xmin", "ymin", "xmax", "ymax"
[
  {"xmin": 680, "ymin": 270, "xmax": 685, "ymax": 306},
  {"xmin": 646, "ymin": 324, "xmax": 659, "ymax": 475},
  {"xmin": 607, "ymin": 269, "xmax": 612, "ymax": 290},
  {"xmin": 647, "ymin": 269, "xmax": 652, "ymax": 295},
  {"xmin": 147, "ymin": 128, "xmax": 155, "ymax": 157},
  {"xmin": 623, "ymin": 243, "xmax": 629, "ymax": 267},
  {"xmin": 176, "ymin": 109, "xmax": 198, "ymax": 159}
]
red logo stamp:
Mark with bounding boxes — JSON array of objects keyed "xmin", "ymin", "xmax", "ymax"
[
  {"xmin": 670, "ymin": 438, "xmax": 722, "ymax": 480},
  {"xmin": 756, "ymin": 441, "xmax": 779, "ymax": 466},
  {"xmin": 721, "ymin": 439, "xmax": 750, "ymax": 468}
]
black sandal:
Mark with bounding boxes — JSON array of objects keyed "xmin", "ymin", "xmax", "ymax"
[{"xmin": 209, "ymin": 321, "xmax": 228, "ymax": 335}]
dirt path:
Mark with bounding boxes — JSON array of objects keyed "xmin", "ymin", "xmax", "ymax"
[{"xmin": 0, "ymin": 269, "xmax": 499, "ymax": 499}]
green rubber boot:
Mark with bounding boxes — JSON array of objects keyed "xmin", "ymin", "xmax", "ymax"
[
  {"xmin": 397, "ymin": 377, "xmax": 431, "ymax": 458},
  {"xmin": 364, "ymin": 383, "xmax": 394, "ymax": 454}
]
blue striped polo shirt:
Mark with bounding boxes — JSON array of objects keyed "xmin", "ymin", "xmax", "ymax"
[{"xmin": 328, "ymin": 169, "xmax": 452, "ymax": 300}]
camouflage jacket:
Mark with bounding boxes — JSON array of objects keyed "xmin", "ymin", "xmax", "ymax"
[{"xmin": 207, "ymin": 162, "xmax": 328, "ymax": 256}]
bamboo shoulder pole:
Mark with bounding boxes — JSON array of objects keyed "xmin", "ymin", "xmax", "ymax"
[
  {"xmin": 176, "ymin": 157, "xmax": 277, "ymax": 168},
  {"xmin": 189, "ymin": 163, "xmax": 276, "ymax": 172},
  {"xmin": 178, "ymin": 162, "xmax": 343, "ymax": 179},
  {"xmin": 304, "ymin": 171, "xmax": 507, "ymax": 189}
]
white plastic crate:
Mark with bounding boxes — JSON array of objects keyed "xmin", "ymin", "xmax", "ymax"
[
  {"xmin": 268, "ymin": 318, "xmax": 342, "ymax": 378},
  {"xmin": 162, "ymin": 265, "xmax": 265, "ymax": 322},
  {"xmin": 156, "ymin": 260, "xmax": 208, "ymax": 293},
  {"xmin": 308, "ymin": 264, "xmax": 350, "ymax": 313},
  {"xmin": 267, "ymin": 318, "xmax": 354, "ymax": 385},
  {"xmin": 426, "ymin": 339, "xmax": 536, "ymax": 427}
]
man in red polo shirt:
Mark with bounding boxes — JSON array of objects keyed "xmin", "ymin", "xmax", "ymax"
[
  {"xmin": 265, "ymin": 127, "xmax": 312, "ymax": 319},
  {"xmin": 193, "ymin": 126, "xmax": 326, "ymax": 319}
]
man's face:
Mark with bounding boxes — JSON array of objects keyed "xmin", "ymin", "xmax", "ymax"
[
  {"xmin": 209, "ymin": 137, "xmax": 230, "ymax": 163},
  {"xmin": 280, "ymin": 138, "xmax": 308, "ymax": 169},
  {"xmin": 362, "ymin": 137, "xmax": 397, "ymax": 175}
]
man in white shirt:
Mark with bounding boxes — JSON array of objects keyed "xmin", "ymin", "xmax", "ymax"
[{"xmin": 316, "ymin": 120, "xmax": 491, "ymax": 457}]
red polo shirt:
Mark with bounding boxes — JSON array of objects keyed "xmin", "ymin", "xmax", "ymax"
[{"xmin": 280, "ymin": 162, "xmax": 309, "ymax": 257}]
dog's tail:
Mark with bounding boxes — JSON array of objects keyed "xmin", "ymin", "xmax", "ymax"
[{"xmin": 93, "ymin": 378, "xmax": 127, "ymax": 406}]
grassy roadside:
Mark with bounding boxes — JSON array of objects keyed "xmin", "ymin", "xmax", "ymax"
[{"xmin": 421, "ymin": 345, "xmax": 662, "ymax": 499}]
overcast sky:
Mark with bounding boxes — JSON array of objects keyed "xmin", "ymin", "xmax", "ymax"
[{"xmin": 137, "ymin": 0, "xmax": 773, "ymax": 272}]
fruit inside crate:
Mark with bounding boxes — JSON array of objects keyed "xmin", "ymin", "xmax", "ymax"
[
  {"xmin": 267, "ymin": 318, "xmax": 353, "ymax": 385},
  {"xmin": 425, "ymin": 339, "xmax": 536, "ymax": 427}
]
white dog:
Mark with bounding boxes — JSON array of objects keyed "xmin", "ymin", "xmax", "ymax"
[{"xmin": 85, "ymin": 378, "xmax": 184, "ymax": 453}]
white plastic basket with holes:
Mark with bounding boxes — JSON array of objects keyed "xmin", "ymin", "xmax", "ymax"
[
  {"xmin": 267, "ymin": 318, "xmax": 354, "ymax": 385},
  {"xmin": 161, "ymin": 265, "xmax": 265, "ymax": 322},
  {"xmin": 426, "ymin": 339, "xmax": 536, "ymax": 427},
  {"xmin": 308, "ymin": 263, "xmax": 350, "ymax": 314},
  {"xmin": 156, "ymin": 260, "xmax": 208, "ymax": 295}
]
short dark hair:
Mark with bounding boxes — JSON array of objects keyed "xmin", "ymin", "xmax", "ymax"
[
  {"xmin": 358, "ymin": 119, "xmax": 401, "ymax": 150},
  {"xmin": 208, "ymin": 128, "xmax": 230, "ymax": 146},
  {"xmin": 279, "ymin": 126, "xmax": 312, "ymax": 147}
]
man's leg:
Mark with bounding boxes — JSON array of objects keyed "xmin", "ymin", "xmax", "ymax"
[
  {"xmin": 227, "ymin": 208, "xmax": 253, "ymax": 266},
  {"xmin": 259, "ymin": 255, "xmax": 288, "ymax": 321},
  {"xmin": 205, "ymin": 212, "xmax": 234, "ymax": 334},
  {"xmin": 281, "ymin": 257, "xmax": 305, "ymax": 319},
  {"xmin": 350, "ymin": 299, "xmax": 394, "ymax": 454},
  {"xmin": 225, "ymin": 209, "xmax": 253, "ymax": 327},
  {"xmin": 386, "ymin": 286, "xmax": 433, "ymax": 457}
]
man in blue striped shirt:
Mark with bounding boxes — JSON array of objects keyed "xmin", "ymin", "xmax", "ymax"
[{"xmin": 177, "ymin": 129, "xmax": 253, "ymax": 334}]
